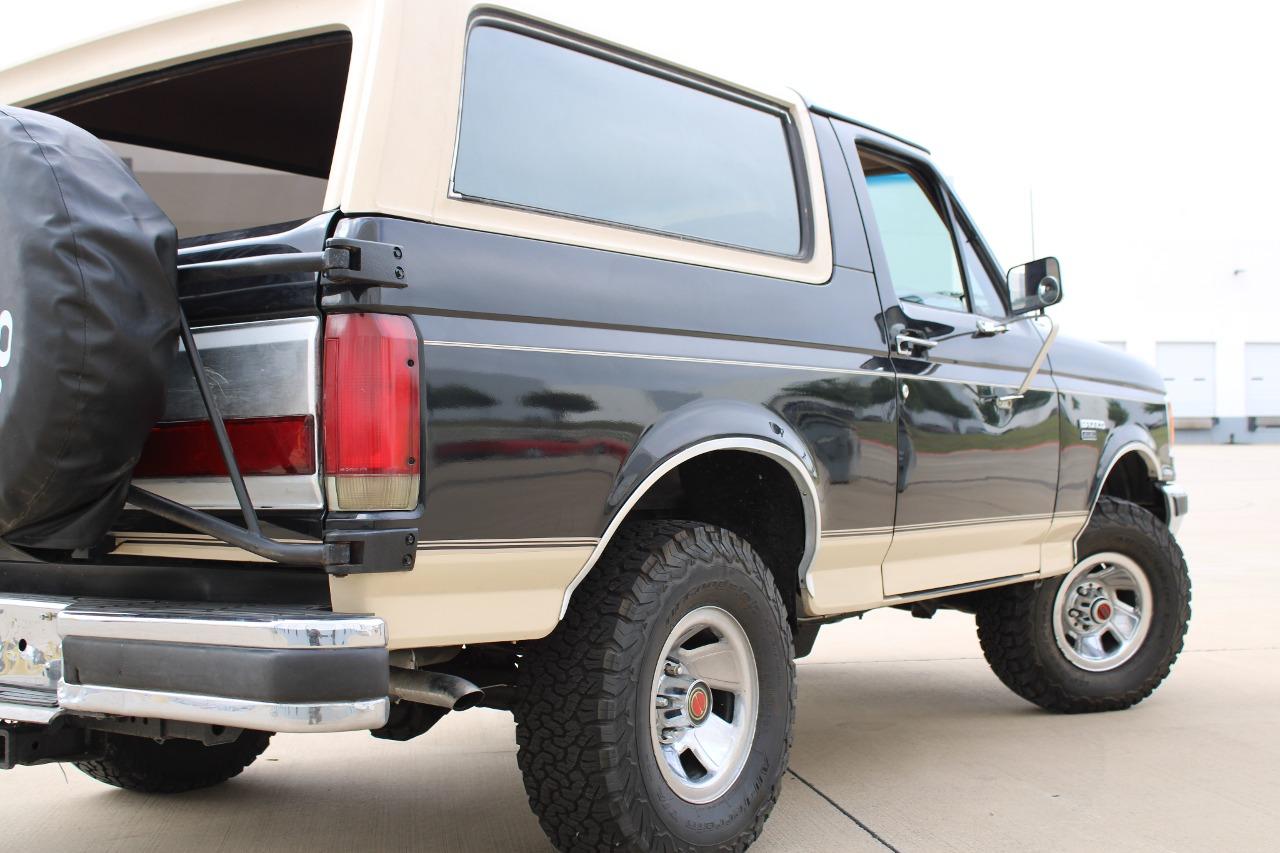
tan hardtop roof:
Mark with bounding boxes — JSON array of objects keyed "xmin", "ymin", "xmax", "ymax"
[
  {"xmin": 1, "ymin": 0, "xmax": 844, "ymax": 284},
  {"xmin": 0, "ymin": 0, "xmax": 326, "ymax": 106},
  {"xmin": 2, "ymin": 1, "xmax": 933, "ymax": 153},
  {"xmin": 1, "ymin": 0, "xmax": 802, "ymax": 114}
]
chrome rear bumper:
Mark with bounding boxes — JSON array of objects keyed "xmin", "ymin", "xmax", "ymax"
[{"xmin": 0, "ymin": 595, "xmax": 389, "ymax": 733}]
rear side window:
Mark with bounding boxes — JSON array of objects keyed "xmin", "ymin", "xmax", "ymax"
[{"xmin": 453, "ymin": 25, "xmax": 803, "ymax": 256}]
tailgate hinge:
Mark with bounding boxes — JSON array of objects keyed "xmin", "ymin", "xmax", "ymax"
[
  {"xmin": 324, "ymin": 528, "xmax": 418, "ymax": 575},
  {"xmin": 322, "ymin": 238, "xmax": 408, "ymax": 290}
]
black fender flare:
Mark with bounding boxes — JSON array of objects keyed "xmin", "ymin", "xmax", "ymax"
[{"xmin": 558, "ymin": 399, "xmax": 822, "ymax": 616}]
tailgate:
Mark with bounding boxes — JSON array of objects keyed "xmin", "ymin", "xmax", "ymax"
[{"xmin": 130, "ymin": 214, "xmax": 334, "ymax": 514}]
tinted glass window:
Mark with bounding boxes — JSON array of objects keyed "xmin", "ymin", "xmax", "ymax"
[
  {"xmin": 861, "ymin": 165, "xmax": 965, "ymax": 311},
  {"xmin": 454, "ymin": 26, "xmax": 802, "ymax": 255}
]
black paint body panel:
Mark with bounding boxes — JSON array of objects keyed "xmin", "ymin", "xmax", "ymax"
[
  {"xmin": 324, "ymin": 216, "xmax": 900, "ymax": 540},
  {"xmin": 158, "ymin": 108, "xmax": 1169, "ymax": 568}
]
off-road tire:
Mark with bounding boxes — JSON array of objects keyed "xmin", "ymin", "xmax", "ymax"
[
  {"xmin": 74, "ymin": 730, "xmax": 272, "ymax": 793},
  {"xmin": 976, "ymin": 497, "xmax": 1191, "ymax": 713},
  {"xmin": 514, "ymin": 520, "xmax": 795, "ymax": 853}
]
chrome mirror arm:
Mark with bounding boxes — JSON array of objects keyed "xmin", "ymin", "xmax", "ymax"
[{"xmin": 997, "ymin": 315, "xmax": 1058, "ymax": 405}]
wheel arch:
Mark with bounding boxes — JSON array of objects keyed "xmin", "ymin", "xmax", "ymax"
[
  {"xmin": 559, "ymin": 400, "xmax": 821, "ymax": 619},
  {"xmin": 1086, "ymin": 432, "xmax": 1166, "ymax": 526}
]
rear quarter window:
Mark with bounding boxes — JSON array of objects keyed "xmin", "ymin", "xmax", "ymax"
[{"xmin": 452, "ymin": 25, "xmax": 803, "ymax": 257}]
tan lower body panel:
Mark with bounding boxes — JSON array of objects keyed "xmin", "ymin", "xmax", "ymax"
[
  {"xmin": 881, "ymin": 517, "xmax": 1053, "ymax": 596},
  {"xmin": 805, "ymin": 513, "xmax": 1089, "ymax": 616},
  {"xmin": 329, "ymin": 542, "xmax": 595, "ymax": 649},
  {"xmin": 1041, "ymin": 512, "xmax": 1090, "ymax": 577},
  {"xmin": 802, "ymin": 530, "xmax": 892, "ymax": 616}
]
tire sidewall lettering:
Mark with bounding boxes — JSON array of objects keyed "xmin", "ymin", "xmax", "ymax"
[{"xmin": 0, "ymin": 308, "xmax": 12, "ymax": 396}]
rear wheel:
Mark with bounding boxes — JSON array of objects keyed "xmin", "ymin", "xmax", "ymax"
[
  {"xmin": 75, "ymin": 730, "xmax": 272, "ymax": 793},
  {"xmin": 515, "ymin": 520, "xmax": 795, "ymax": 852},
  {"xmin": 976, "ymin": 497, "xmax": 1191, "ymax": 713}
]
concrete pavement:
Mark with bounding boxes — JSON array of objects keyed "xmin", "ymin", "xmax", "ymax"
[{"xmin": 4, "ymin": 445, "xmax": 1278, "ymax": 851}]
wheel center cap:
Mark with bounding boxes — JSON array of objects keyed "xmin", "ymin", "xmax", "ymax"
[
  {"xmin": 687, "ymin": 682, "xmax": 711, "ymax": 725},
  {"xmin": 1092, "ymin": 599, "xmax": 1113, "ymax": 622}
]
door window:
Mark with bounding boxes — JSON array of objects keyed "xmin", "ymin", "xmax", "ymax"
[{"xmin": 860, "ymin": 152, "xmax": 965, "ymax": 311}]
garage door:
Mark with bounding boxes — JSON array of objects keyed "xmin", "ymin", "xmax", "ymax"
[
  {"xmin": 1245, "ymin": 343, "xmax": 1280, "ymax": 418},
  {"xmin": 1156, "ymin": 342, "xmax": 1216, "ymax": 418}
]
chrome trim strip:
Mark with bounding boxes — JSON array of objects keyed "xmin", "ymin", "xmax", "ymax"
[
  {"xmin": 128, "ymin": 474, "xmax": 324, "ymax": 512},
  {"xmin": 417, "ymin": 537, "xmax": 600, "ymax": 551},
  {"xmin": 890, "ymin": 513, "xmax": 1055, "ymax": 533},
  {"xmin": 57, "ymin": 605, "xmax": 385, "ymax": 649},
  {"xmin": 424, "ymin": 339, "xmax": 890, "ymax": 378},
  {"xmin": 110, "ymin": 532, "xmax": 314, "ymax": 546},
  {"xmin": 559, "ymin": 437, "xmax": 820, "ymax": 618},
  {"xmin": 110, "ymin": 527, "xmax": 314, "ymax": 540},
  {"xmin": 821, "ymin": 526, "xmax": 894, "ymax": 538},
  {"xmin": 422, "ymin": 338, "xmax": 1162, "ymax": 397},
  {"xmin": 58, "ymin": 683, "xmax": 389, "ymax": 734}
]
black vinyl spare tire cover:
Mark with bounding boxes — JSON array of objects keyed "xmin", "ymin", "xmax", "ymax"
[{"xmin": 0, "ymin": 106, "xmax": 178, "ymax": 550}]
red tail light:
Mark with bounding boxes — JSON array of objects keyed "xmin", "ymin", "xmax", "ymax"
[
  {"xmin": 135, "ymin": 415, "xmax": 315, "ymax": 478},
  {"xmin": 322, "ymin": 313, "xmax": 421, "ymax": 511}
]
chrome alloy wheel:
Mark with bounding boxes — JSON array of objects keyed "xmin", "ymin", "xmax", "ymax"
[
  {"xmin": 1053, "ymin": 552, "xmax": 1154, "ymax": 672},
  {"xmin": 649, "ymin": 606, "xmax": 759, "ymax": 804}
]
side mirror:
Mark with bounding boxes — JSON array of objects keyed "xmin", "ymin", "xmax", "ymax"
[{"xmin": 1006, "ymin": 257, "xmax": 1063, "ymax": 315}]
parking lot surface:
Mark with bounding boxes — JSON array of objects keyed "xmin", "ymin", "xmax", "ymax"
[{"xmin": 4, "ymin": 445, "xmax": 1277, "ymax": 851}]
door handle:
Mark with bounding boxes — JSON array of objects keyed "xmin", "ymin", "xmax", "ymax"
[{"xmin": 894, "ymin": 333, "xmax": 938, "ymax": 357}]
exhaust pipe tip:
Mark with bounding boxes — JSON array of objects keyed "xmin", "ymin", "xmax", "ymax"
[
  {"xmin": 388, "ymin": 667, "xmax": 484, "ymax": 711},
  {"xmin": 450, "ymin": 690, "xmax": 484, "ymax": 712}
]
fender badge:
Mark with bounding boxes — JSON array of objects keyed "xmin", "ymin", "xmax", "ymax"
[{"xmin": 1079, "ymin": 418, "xmax": 1105, "ymax": 440}]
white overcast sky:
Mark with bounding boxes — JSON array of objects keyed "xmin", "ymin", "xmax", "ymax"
[{"xmin": 3, "ymin": 0, "xmax": 1277, "ymax": 334}]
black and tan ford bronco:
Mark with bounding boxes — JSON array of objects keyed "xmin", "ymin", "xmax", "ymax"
[{"xmin": 0, "ymin": 2, "xmax": 1190, "ymax": 850}]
